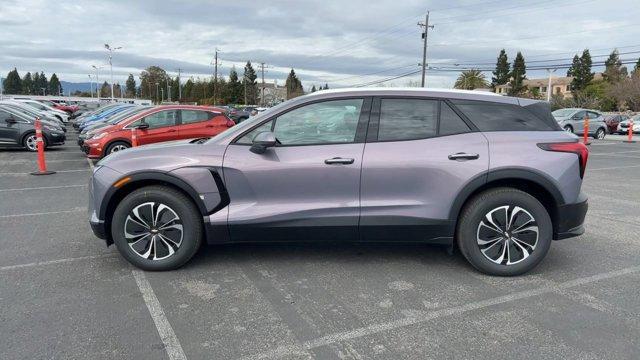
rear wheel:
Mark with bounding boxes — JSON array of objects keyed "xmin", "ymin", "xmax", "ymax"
[
  {"xmin": 457, "ymin": 187, "xmax": 552, "ymax": 276},
  {"xmin": 563, "ymin": 125, "xmax": 573, "ymax": 133},
  {"xmin": 22, "ymin": 133, "xmax": 45, "ymax": 151},
  {"xmin": 105, "ymin": 141, "xmax": 130, "ymax": 156},
  {"xmin": 111, "ymin": 185, "xmax": 203, "ymax": 271},
  {"xmin": 594, "ymin": 128, "xmax": 606, "ymax": 140}
]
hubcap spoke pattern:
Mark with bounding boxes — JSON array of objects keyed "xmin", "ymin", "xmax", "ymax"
[
  {"xmin": 111, "ymin": 145, "xmax": 128, "ymax": 153},
  {"xmin": 26, "ymin": 136, "xmax": 37, "ymax": 151},
  {"xmin": 124, "ymin": 202, "xmax": 183, "ymax": 261},
  {"xmin": 476, "ymin": 205, "xmax": 538, "ymax": 266}
]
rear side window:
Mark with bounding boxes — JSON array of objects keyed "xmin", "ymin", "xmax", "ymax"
[
  {"xmin": 451, "ymin": 100, "xmax": 554, "ymax": 131},
  {"xmin": 439, "ymin": 102, "xmax": 471, "ymax": 135},
  {"xmin": 378, "ymin": 99, "xmax": 437, "ymax": 141},
  {"xmin": 181, "ymin": 110, "xmax": 213, "ymax": 124}
]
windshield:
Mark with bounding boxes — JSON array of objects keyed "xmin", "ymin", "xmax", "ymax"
[
  {"xmin": 108, "ymin": 106, "xmax": 152, "ymax": 124},
  {"xmin": 552, "ymin": 109, "xmax": 575, "ymax": 117}
]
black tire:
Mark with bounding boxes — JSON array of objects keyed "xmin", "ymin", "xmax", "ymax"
[
  {"xmin": 111, "ymin": 185, "xmax": 203, "ymax": 271},
  {"xmin": 456, "ymin": 187, "xmax": 552, "ymax": 276},
  {"xmin": 22, "ymin": 132, "xmax": 45, "ymax": 152},
  {"xmin": 563, "ymin": 125, "xmax": 573, "ymax": 133},
  {"xmin": 594, "ymin": 127, "xmax": 606, "ymax": 140},
  {"xmin": 105, "ymin": 141, "xmax": 130, "ymax": 157}
]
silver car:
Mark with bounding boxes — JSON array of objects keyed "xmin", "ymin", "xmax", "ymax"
[
  {"xmin": 552, "ymin": 108, "xmax": 608, "ymax": 139},
  {"xmin": 89, "ymin": 88, "xmax": 589, "ymax": 276}
]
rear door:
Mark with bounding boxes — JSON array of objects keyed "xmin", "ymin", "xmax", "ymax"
[
  {"xmin": 360, "ymin": 98, "xmax": 489, "ymax": 242},
  {"xmin": 179, "ymin": 109, "xmax": 228, "ymax": 139},
  {"xmin": 133, "ymin": 109, "xmax": 179, "ymax": 145},
  {"xmin": 223, "ymin": 97, "xmax": 370, "ymax": 242}
]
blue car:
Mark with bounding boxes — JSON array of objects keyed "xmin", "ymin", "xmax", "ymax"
[{"xmin": 77, "ymin": 105, "xmax": 135, "ymax": 130}]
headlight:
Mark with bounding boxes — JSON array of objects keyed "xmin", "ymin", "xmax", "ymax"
[
  {"xmin": 43, "ymin": 125, "xmax": 59, "ymax": 132},
  {"xmin": 92, "ymin": 132, "xmax": 108, "ymax": 140}
]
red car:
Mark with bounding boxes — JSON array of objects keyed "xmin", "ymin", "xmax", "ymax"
[
  {"xmin": 40, "ymin": 100, "xmax": 79, "ymax": 114},
  {"xmin": 82, "ymin": 105, "xmax": 234, "ymax": 159},
  {"xmin": 604, "ymin": 114, "xmax": 629, "ymax": 133}
]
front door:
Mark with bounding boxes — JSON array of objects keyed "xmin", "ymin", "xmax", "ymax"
[
  {"xmin": 135, "ymin": 109, "xmax": 179, "ymax": 145},
  {"xmin": 222, "ymin": 98, "xmax": 370, "ymax": 242},
  {"xmin": 0, "ymin": 110, "xmax": 21, "ymax": 145}
]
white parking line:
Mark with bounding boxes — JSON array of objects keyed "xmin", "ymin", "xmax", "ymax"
[
  {"xmin": 0, "ymin": 184, "xmax": 87, "ymax": 192},
  {"xmin": 589, "ymin": 164, "xmax": 640, "ymax": 171},
  {"xmin": 86, "ymin": 158, "xmax": 95, "ymax": 170},
  {"xmin": 132, "ymin": 270, "xmax": 188, "ymax": 360},
  {"xmin": 0, "ymin": 169, "xmax": 90, "ymax": 176},
  {"xmin": 0, "ymin": 207, "xmax": 85, "ymax": 218},
  {"xmin": 241, "ymin": 265, "xmax": 640, "ymax": 360},
  {"xmin": 0, "ymin": 253, "xmax": 117, "ymax": 271}
]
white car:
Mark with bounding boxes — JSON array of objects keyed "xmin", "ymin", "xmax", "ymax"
[
  {"xmin": 14, "ymin": 99, "xmax": 70, "ymax": 123},
  {"xmin": 617, "ymin": 115, "xmax": 640, "ymax": 134}
]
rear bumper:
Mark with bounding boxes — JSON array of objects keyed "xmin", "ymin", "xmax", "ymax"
[{"xmin": 554, "ymin": 195, "xmax": 588, "ymax": 240}]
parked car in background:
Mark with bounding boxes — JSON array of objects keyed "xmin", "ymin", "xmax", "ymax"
[
  {"xmin": 228, "ymin": 106, "xmax": 257, "ymax": 123},
  {"xmin": 78, "ymin": 106, "xmax": 153, "ymax": 146},
  {"xmin": 82, "ymin": 105, "xmax": 234, "ymax": 158},
  {"xmin": 0, "ymin": 105, "xmax": 66, "ymax": 151},
  {"xmin": 76, "ymin": 105, "xmax": 136, "ymax": 130},
  {"xmin": 0, "ymin": 100, "xmax": 66, "ymax": 128},
  {"xmin": 552, "ymin": 108, "xmax": 607, "ymax": 139},
  {"xmin": 617, "ymin": 115, "xmax": 640, "ymax": 134},
  {"xmin": 73, "ymin": 103, "xmax": 123, "ymax": 128},
  {"xmin": 88, "ymin": 88, "xmax": 588, "ymax": 276},
  {"xmin": 39, "ymin": 99, "xmax": 79, "ymax": 114},
  {"xmin": 603, "ymin": 114, "xmax": 628, "ymax": 134},
  {"xmin": 14, "ymin": 99, "xmax": 70, "ymax": 123}
]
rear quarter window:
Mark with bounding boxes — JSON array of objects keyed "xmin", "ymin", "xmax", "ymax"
[{"xmin": 451, "ymin": 100, "xmax": 555, "ymax": 131}]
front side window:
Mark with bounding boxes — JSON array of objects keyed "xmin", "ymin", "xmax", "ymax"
[
  {"xmin": 236, "ymin": 120, "xmax": 274, "ymax": 144},
  {"xmin": 378, "ymin": 99, "xmax": 437, "ymax": 141},
  {"xmin": 451, "ymin": 100, "xmax": 554, "ymax": 131},
  {"xmin": 181, "ymin": 110, "xmax": 212, "ymax": 124},
  {"xmin": 131, "ymin": 110, "xmax": 178, "ymax": 129},
  {"xmin": 272, "ymin": 99, "xmax": 363, "ymax": 145}
]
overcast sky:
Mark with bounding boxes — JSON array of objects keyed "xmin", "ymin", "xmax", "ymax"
[{"xmin": 1, "ymin": 0, "xmax": 639, "ymax": 89}]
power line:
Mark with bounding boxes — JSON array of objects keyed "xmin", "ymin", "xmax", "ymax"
[
  {"xmin": 432, "ymin": 50, "xmax": 640, "ymax": 67},
  {"xmin": 353, "ymin": 69, "xmax": 421, "ymax": 87}
]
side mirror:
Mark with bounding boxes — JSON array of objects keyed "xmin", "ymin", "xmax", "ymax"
[
  {"xmin": 5, "ymin": 117, "xmax": 17, "ymax": 124},
  {"xmin": 136, "ymin": 122, "xmax": 149, "ymax": 130},
  {"xmin": 250, "ymin": 131, "xmax": 277, "ymax": 154}
]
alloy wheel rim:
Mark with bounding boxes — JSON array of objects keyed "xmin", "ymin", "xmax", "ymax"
[
  {"xmin": 476, "ymin": 205, "xmax": 538, "ymax": 266},
  {"xmin": 111, "ymin": 144, "xmax": 128, "ymax": 153},
  {"xmin": 26, "ymin": 135, "xmax": 37, "ymax": 151},
  {"xmin": 597, "ymin": 130, "xmax": 605, "ymax": 139},
  {"xmin": 124, "ymin": 202, "xmax": 183, "ymax": 260}
]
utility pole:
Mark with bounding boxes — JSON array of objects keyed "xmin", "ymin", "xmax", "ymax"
[
  {"xmin": 212, "ymin": 49, "xmax": 220, "ymax": 105},
  {"xmin": 155, "ymin": 82, "xmax": 159, "ymax": 104},
  {"xmin": 546, "ymin": 68, "xmax": 557, "ymax": 102},
  {"xmin": 258, "ymin": 62, "xmax": 268, "ymax": 106},
  {"xmin": 176, "ymin": 68, "xmax": 182, "ymax": 101},
  {"xmin": 418, "ymin": 11, "xmax": 434, "ymax": 87},
  {"xmin": 166, "ymin": 77, "xmax": 171, "ymax": 102}
]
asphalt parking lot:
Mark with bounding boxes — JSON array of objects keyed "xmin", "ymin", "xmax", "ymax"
[{"xmin": 1, "ymin": 132, "xmax": 639, "ymax": 360}]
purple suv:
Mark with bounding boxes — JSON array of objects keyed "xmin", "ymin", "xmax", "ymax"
[{"xmin": 89, "ymin": 88, "xmax": 588, "ymax": 276}]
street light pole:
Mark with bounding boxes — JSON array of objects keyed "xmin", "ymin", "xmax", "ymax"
[
  {"xmin": 104, "ymin": 43, "xmax": 122, "ymax": 101},
  {"xmin": 546, "ymin": 68, "xmax": 557, "ymax": 102},
  {"xmin": 155, "ymin": 82, "xmax": 159, "ymax": 104}
]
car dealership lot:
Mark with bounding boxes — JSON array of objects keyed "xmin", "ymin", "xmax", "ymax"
[{"xmin": 1, "ymin": 132, "xmax": 639, "ymax": 359}]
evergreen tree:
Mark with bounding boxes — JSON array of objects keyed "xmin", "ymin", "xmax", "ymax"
[
  {"xmin": 125, "ymin": 74, "xmax": 136, "ymax": 97},
  {"xmin": 508, "ymin": 52, "xmax": 526, "ymax": 96},
  {"xmin": 49, "ymin": 73, "xmax": 61, "ymax": 95},
  {"xmin": 183, "ymin": 79, "xmax": 194, "ymax": 99},
  {"xmin": 323, "ymin": 83, "xmax": 329, "ymax": 90},
  {"xmin": 243, "ymin": 61, "xmax": 258, "ymax": 104},
  {"xmin": 21, "ymin": 72, "xmax": 33, "ymax": 94},
  {"xmin": 226, "ymin": 66, "xmax": 243, "ymax": 104},
  {"xmin": 454, "ymin": 69, "xmax": 489, "ymax": 90},
  {"xmin": 603, "ymin": 49, "xmax": 626, "ymax": 83},
  {"xmin": 491, "ymin": 49, "xmax": 510, "ymax": 89},
  {"xmin": 100, "ymin": 81, "xmax": 109, "ymax": 97},
  {"xmin": 567, "ymin": 55, "xmax": 581, "ymax": 77},
  {"xmin": 580, "ymin": 49, "xmax": 594, "ymax": 86},
  {"xmin": 633, "ymin": 58, "xmax": 640, "ymax": 77},
  {"xmin": 311, "ymin": 85, "xmax": 317, "ymax": 92},
  {"xmin": 569, "ymin": 49, "xmax": 595, "ymax": 93},
  {"xmin": 285, "ymin": 69, "xmax": 303, "ymax": 99},
  {"xmin": 3, "ymin": 68, "xmax": 22, "ymax": 94}
]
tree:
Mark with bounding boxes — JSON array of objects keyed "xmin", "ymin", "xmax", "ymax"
[
  {"xmin": 3, "ymin": 68, "xmax": 22, "ymax": 94},
  {"xmin": 183, "ymin": 78, "xmax": 194, "ymax": 100},
  {"xmin": 491, "ymin": 49, "xmax": 510, "ymax": 90},
  {"xmin": 633, "ymin": 58, "xmax": 640, "ymax": 77},
  {"xmin": 100, "ymin": 81, "xmax": 110, "ymax": 97},
  {"xmin": 603, "ymin": 49, "xmax": 627, "ymax": 83},
  {"xmin": 49, "ymin": 73, "xmax": 61, "ymax": 95},
  {"xmin": 139, "ymin": 66, "xmax": 169, "ymax": 100},
  {"xmin": 608, "ymin": 76, "xmax": 640, "ymax": 111},
  {"xmin": 243, "ymin": 61, "xmax": 258, "ymax": 104},
  {"xmin": 226, "ymin": 66, "xmax": 243, "ymax": 104},
  {"xmin": 454, "ymin": 69, "xmax": 489, "ymax": 90},
  {"xmin": 21, "ymin": 72, "xmax": 33, "ymax": 94},
  {"xmin": 508, "ymin": 52, "xmax": 526, "ymax": 96},
  {"xmin": 311, "ymin": 85, "xmax": 317, "ymax": 92},
  {"xmin": 125, "ymin": 74, "xmax": 136, "ymax": 98},
  {"xmin": 569, "ymin": 49, "xmax": 595, "ymax": 94},
  {"xmin": 285, "ymin": 69, "xmax": 303, "ymax": 99},
  {"xmin": 323, "ymin": 83, "xmax": 329, "ymax": 90}
]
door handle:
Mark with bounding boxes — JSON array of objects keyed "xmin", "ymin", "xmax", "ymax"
[
  {"xmin": 166, "ymin": 129, "xmax": 177, "ymax": 133},
  {"xmin": 448, "ymin": 152, "xmax": 479, "ymax": 160},
  {"xmin": 324, "ymin": 157, "xmax": 355, "ymax": 165}
]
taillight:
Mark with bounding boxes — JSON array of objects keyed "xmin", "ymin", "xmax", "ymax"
[{"xmin": 538, "ymin": 142, "xmax": 589, "ymax": 178}]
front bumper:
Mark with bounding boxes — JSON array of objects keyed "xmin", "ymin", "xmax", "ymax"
[
  {"xmin": 554, "ymin": 195, "xmax": 588, "ymax": 240},
  {"xmin": 47, "ymin": 132, "xmax": 66, "ymax": 146}
]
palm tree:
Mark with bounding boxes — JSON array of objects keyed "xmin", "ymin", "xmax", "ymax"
[{"xmin": 454, "ymin": 69, "xmax": 489, "ymax": 90}]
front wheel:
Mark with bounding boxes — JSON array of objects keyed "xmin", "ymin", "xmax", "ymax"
[
  {"xmin": 594, "ymin": 128, "xmax": 606, "ymax": 140},
  {"xmin": 105, "ymin": 141, "xmax": 130, "ymax": 156},
  {"xmin": 563, "ymin": 125, "xmax": 573, "ymax": 133},
  {"xmin": 111, "ymin": 186, "xmax": 203, "ymax": 270},
  {"xmin": 456, "ymin": 187, "xmax": 552, "ymax": 276},
  {"xmin": 23, "ymin": 133, "xmax": 46, "ymax": 152}
]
